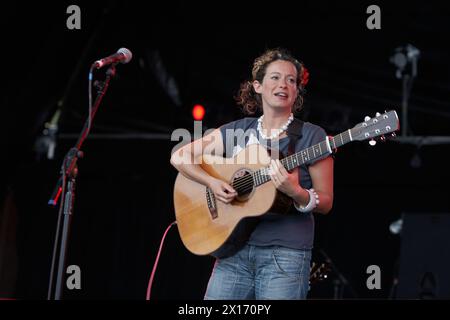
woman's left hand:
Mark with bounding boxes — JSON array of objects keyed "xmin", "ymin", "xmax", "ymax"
[{"xmin": 269, "ymin": 159, "xmax": 301, "ymax": 197}]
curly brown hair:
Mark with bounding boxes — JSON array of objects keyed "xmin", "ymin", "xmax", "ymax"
[{"xmin": 235, "ymin": 48, "xmax": 308, "ymax": 115}]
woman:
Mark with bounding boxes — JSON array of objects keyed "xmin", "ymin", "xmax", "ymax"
[{"xmin": 170, "ymin": 48, "xmax": 333, "ymax": 299}]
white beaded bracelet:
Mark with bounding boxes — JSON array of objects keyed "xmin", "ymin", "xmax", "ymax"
[{"xmin": 294, "ymin": 188, "xmax": 320, "ymax": 213}]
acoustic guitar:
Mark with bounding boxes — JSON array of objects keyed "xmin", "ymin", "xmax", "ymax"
[{"xmin": 173, "ymin": 111, "xmax": 399, "ymax": 257}]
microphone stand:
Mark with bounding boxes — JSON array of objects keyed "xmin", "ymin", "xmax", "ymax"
[
  {"xmin": 401, "ymin": 74, "xmax": 411, "ymax": 137},
  {"xmin": 396, "ymin": 44, "xmax": 419, "ymax": 137},
  {"xmin": 47, "ymin": 64, "xmax": 117, "ymax": 300},
  {"xmin": 319, "ymin": 249, "xmax": 358, "ymax": 299}
]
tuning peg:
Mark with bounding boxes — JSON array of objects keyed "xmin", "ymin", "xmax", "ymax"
[
  {"xmin": 380, "ymin": 135, "xmax": 386, "ymax": 142},
  {"xmin": 391, "ymin": 132, "xmax": 396, "ymax": 138},
  {"xmin": 364, "ymin": 116, "xmax": 371, "ymax": 121},
  {"xmin": 369, "ymin": 139, "xmax": 377, "ymax": 146},
  {"xmin": 376, "ymin": 112, "xmax": 381, "ymax": 117}
]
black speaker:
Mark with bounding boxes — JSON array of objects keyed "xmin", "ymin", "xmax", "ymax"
[{"xmin": 397, "ymin": 213, "xmax": 450, "ymax": 299}]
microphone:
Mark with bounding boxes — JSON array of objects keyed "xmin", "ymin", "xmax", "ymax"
[{"xmin": 94, "ymin": 48, "xmax": 132, "ymax": 69}]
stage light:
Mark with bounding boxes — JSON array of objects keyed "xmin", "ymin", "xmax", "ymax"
[
  {"xmin": 192, "ymin": 104, "xmax": 205, "ymax": 121},
  {"xmin": 389, "ymin": 44, "xmax": 420, "ymax": 137},
  {"xmin": 390, "ymin": 44, "xmax": 420, "ymax": 79}
]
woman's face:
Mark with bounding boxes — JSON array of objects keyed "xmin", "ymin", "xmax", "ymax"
[{"xmin": 253, "ymin": 60, "xmax": 298, "ymax": 111}]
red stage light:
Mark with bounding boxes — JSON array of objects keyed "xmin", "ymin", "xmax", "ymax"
[{"xmin": 192, "ymin": 104, "xmax": 205, "ymax": 121}]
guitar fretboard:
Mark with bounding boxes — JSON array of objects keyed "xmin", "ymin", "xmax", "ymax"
[{"xmin": 251, "ymin": 129, "xmax": 353, "ymax": 186}]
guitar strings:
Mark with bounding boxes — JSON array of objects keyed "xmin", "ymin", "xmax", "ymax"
[
  {"xmin": 232, "ymin": 174, "xmax": 259, "ymax": 193},
  {"xmin": 230, "ymin": 157, "xmax": 294, "ymax": 192},
  {"xmin": 179, "ymin": 132, "xmax": 355, "ymax": 211},
  {"xmin": 225, "ymin": 165, "xmax": 285, "ymax": 196},
  {"xmin": 216, "ymin": 139, "xmax": 344, "ymax": 202},
  {"xmin": 230, "ymin": 155, "xmax": 297, "ymax": 191},
  {"xmin": 191, "ymin": 130, "xmax": 365, "ymax": 206},
  {"xmin": 222, "ymin": 136, "xmax": 338, "ymax": 192},
  {"xmin": 222, "ymin": 142, "xmax": 329, "ymax": 192},
  {"xmin": 231, "ymin": 167, "xmax": 269, "ymax": 190}
]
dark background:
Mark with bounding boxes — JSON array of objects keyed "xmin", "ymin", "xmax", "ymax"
[{"xmin": 1, "ymin": 0, "xmax": 450, "ymax": 300}]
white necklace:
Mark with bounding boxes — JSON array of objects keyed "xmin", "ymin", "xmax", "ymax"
[{"xmin": 257, "ymin": 113, "xmax": 294, "ymax": 140}]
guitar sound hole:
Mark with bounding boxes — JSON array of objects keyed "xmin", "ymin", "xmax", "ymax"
[{"xmin": 231, "ymin": 169, "xmax": 254, "ymax": 202}]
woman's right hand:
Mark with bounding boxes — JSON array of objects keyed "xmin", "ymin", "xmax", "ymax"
[{"xmin": 208, "ymin": 178, "xmax": 237, "ymax": 204}]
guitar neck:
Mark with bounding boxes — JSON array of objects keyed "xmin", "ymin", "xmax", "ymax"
[
  {"xmin": 252, "ymin": 129, "xmax": 353, "ymax": 186},
  {"xmin": 283, "ymin": 129, "xmax": 353, "ymax": 170}
]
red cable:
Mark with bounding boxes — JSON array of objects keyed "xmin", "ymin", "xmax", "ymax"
[{"xmin": 146, "ymin": 221, "xmax": 177, "ymax": 300}]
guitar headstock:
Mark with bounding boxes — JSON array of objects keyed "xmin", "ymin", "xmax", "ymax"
[
  {"xmin": 351, "ymin": 110, "xmax": 400, "ymax": 144},
  {"xmin": 310, "ymin": 261, "xmax": 331, "ymax": 285}
]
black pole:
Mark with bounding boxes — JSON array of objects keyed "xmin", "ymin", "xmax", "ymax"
[
  {"xmin": 55, "ymin": 163, "xmax": 78, "ymax": 299},
  {"xmin": 401, "ymin": 74, "xmax": 410, "ymax": 137},
  {"xmin": 47, "ymin": 170, "xmax": 66, "ymax": 299}
]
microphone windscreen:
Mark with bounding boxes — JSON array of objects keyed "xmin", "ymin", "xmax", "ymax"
[{"xmin": 118, "ymin": 48, "xmax": 132, "ymax": 64}]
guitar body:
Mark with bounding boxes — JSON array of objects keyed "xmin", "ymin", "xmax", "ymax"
[{"xmin": 174, "ymin": 144, "xmax": 291, "ymax": 257}]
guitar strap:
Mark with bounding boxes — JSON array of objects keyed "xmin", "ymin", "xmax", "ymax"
[{"xmin": 287, "ymin": 117, "xmax": 304, "ymax": 158}]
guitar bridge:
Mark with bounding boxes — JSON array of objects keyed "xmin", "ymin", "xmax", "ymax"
[{"xmin": 206, "ymin": 187, "xmax": 218, "ymax": 219}]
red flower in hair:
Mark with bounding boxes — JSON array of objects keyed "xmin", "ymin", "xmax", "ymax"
[{"xmin": 301, "ymin": 67, "xmax": 309, "ymax": 87}]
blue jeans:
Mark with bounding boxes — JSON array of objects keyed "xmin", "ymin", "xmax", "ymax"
[{"xmin": 204, "ymin": 244, "xmax": 312, "ymax": 300}]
